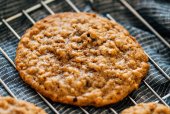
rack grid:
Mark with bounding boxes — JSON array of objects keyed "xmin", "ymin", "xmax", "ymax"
[{"xmin": 0, "ymin": 0, "xmax": 169, "ymax": 114}]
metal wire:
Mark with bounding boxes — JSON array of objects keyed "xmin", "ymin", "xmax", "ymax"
[
  {"xmin": 22, "ymin": 10, "xmax": 36, "ymax": 24},
  {"xmin": 145, "ymin": 52, "xmax": 170, "ymax": 81},
  {"xmin": 119, "ymin": 0, "xmax": 170, "ymax": 49},
  {"xmin": 2, "ymin": 19, "xmax": 20, "ymax": 40},
  {"xmin": 128, "ymin": 96, "xmax": 137, "ymax": 105},
  {"xmin": 41, "ymin": 1, "xmax": 55, "ymax": 15},
  {"xmin": 0, "ymin": 47, "xmax": 16, "ymax": 67},
  {"xmin": 162, "ymin": 94, "xmax": 170, "ymax": 101},
  {"xmin": 109, "ymin": 108, "xmax": 118, "ymax": 114},
  {"xmin": 0, "ymin": 78, "xmax": 17, "ymax": 99},
  {"xmin": 65, "ymin": 0, "xmax": 80, "ymax": 12},
  {"xmin": 143, "ymin": 81, "xmax": 169, "ymax": 107},
  {"xmin": 37, "ymin": 93, "xmax": 59, "ymax": 114},
  {"xmin": 79, "ymin": 107, "xmax": 90, "ymax": 114},
  {"xmin": 0, "ymin": 0, "xmax": 55, "ymax": 26},
  {"xmin": 106, "ymin": 14, "xmax": 116, "ymax": 22},
  {"xmin": 155, "ymin": 94, "xmax": 170, "ymax": 103}
]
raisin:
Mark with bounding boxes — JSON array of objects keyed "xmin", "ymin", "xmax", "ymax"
[
  {"xmin": 73, "ymin": 97, "xmax": 78, "ymax": 102},
  {"xmin": 87, "ymin": 33, "xmax": 90, "ymax": 37}
]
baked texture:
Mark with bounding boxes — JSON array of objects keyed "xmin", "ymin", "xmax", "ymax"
[
  {"xmin": 121, "ymin": 102, "xmax": 170, "ymax": 114},
  {"xmin": 15, "ymin": 12, "xmax": 149, "ymax": 107},
  {"xmin": 0, "ymin": 96, "xmax": 46, "ymax": 114}
]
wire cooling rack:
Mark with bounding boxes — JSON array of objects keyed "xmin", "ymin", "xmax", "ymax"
[{"xmin": 0, "ymin": 0, "xmax": 169, "ymax": 114}]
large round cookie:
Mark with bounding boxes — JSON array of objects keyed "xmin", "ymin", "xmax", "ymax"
[
  {"xmin": 121, "ymin": 102, "xmax": 170, "ymax": 114},
  {"xmin": 15, "ymin": 12, "xmax": 149, "ymax": 107},
  {"xmin": 0, "ymin": 96, "xmax": 46, "ymax": 114}
]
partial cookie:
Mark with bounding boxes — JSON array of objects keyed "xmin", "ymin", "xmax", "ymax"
[
  {"xmin": 0, "ymin": 96, "xmax": 46, "ymax": 114},
  {"xmin": 121, "ymin": 102, "xmax": 170, "ymax": 114},
  {"xmin": 15, "ymin": 12, "xmax": 149, "ymax": 107}
]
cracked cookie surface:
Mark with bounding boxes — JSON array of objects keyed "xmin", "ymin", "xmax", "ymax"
[
  {"xmin": 15, "ymin": 12, "xmax": 149, "ymax": 107},
  {"xmin": 121, "ymin": 102, "xmax": 170, "ymax": 114},
  {"xmin": 0, "ymin": 96, "xmax": 46, "ymax": 114}
]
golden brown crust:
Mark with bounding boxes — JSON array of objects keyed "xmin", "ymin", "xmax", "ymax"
[
  {"xmin": 0, "ymin": 96, "xmax": 46, "ymax": 114},
  {"xmin": 121, "ymin": 102, "xmax": 170, "ymax": 114},
  {"xmin": 15, "ymin": 12, "xmax": 149, "ymax": 107}
]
